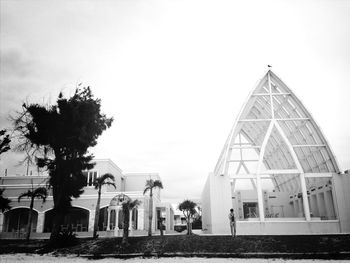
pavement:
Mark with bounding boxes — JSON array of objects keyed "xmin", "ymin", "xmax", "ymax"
[{"xmin": 1, "ymin": 254, "xmax": 350, "ymax": 262}]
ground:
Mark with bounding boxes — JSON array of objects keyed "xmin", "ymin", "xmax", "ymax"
[
  {"xmin": 0, "ymin": 235, "xmax": 350, "ymax": 260},
  {"xmin": 1, "ymin": 255, "xmax": 350, "ymax": 263}
]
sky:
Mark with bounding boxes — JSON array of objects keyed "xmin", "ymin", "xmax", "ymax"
[{"xmin": 0, "ymin": 0, "xmax": 349, "ymax": 204}]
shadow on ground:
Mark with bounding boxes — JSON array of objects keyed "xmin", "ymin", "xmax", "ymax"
[{"xmin": 1, "ymin": 235, "xmax": 350, "ymax": 259}]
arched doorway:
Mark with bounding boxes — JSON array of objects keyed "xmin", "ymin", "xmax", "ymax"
[
  {"xmin": 44, "ymin": 207, "xmax": 90, "ymax": 232},
  {"xmin": 109, "ymin": 209, "xmax": 116, "ymax": 230},
  {"xmin": 107, "ymin": 194, "xmax": 139, "ymax": 233},
  {"xmin": 132, "ymin": 208, "xmax": 138, "ymax": 230},
  {"xmin": 98, "ymin": 207, "xmax": 108, "ymax": 231},
  {"xmin": 3, "ymin": 208, "xmax": 38, "ymax": 234}
]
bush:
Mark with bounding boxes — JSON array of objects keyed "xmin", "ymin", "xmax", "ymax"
[
  {"xmin": 174, "ymin": 225, "xmax": 187, "ymax": 233},
  {"xmin": 54, "ymin": 229, "xmax": 78, "ymax": 248}
]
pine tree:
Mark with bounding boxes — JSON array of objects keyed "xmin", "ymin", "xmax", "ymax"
[{"xmin": 13, "ymin": 87, "xmax": 113, "ymax": 241}]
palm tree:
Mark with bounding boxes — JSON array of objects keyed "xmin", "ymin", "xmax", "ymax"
[
  {"xmin": 18, "ymin": 187, "xmax": 48, "ymax": 240},
  {"xmin": 143, "ymin": 179, "xmax": 163, "ymax": 236},
  {"xmin": 0, "ymin": 129, "xmax": 11, "ymax": 156},
  {"xmin": 93, "ymin": 173, "xmax": 116, "ymax": 238},
  {"xmin": 178, "ymin": 199, "xmax": 197, "ymax": 235},
  {"xmin": 0, "ymin": 189, "xmax": 11, "ymax": 213},
  {"xmin": 121, "ymin": 199, "xmax": 141, "ymax": 245}
]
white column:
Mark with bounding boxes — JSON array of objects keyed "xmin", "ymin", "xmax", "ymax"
[
  {"xmin": 256, "ymin": 175, "xmax": 265, "ymax": 221},
  {"xmin": 137, "ymin": 208, "xmax": 144, "ymax": 230},
  {"xmin": 114, "ymin": 208, "xmax": 119, "ymax": 236},
  {"xmin": 115, "ymin": 208, "xmax": 119, "ymax": 229},
  {"xmin": 129, "ymin": 210, "xmax": 133, "ymax": 236},
  {"xmin": 0, "ymin": 213, "xmax": 4, "ymax": 232},
  {"xmin": 36, "ymin": 212, "xmax": 45, "ymax": 233},
  {"xmin": 300, "ymin": 173, "xmax": 311, "ymax": 221},
  {"xmin": 129, "ymin": 210, "xmax": 133, "ymax": 230},
  {"xmin": 89, "ymin": 210, "xmax": 95, "ymax": 232},
  {"xmin": 151, "ymin": 206, "xmax": 156, "ymax": 232},
  {"xmin": 107, "ymin": 208, "xmax": 111, "ymax": 231},
  {"xmin": 256, "ymin": 121, "xmax": 274, "ymax": 222},
  {"xmin": 166, "ymin": 207, "xmax": 170, "ymax": 231}
]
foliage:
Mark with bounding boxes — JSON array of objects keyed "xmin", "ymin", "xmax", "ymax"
[
  {"xmin": 143, "ymin": 179, "xmax": 163, "ymax": 236},
  {"xmin": 18, "ymin": 186, "xmax": 48, "ymax": 240},
  {"xmin": 0, "ymin": 189, "xmax": 11, "ymax": 213},
  {"xmin": 54, "ymin": 229, "xmax": 78, "ymax": 248},
  {"xmin": 143, "ymin": 179, "xmax": 163, "ymax": 195},
  {"xmin": 2, "ymin": 235, "xmax": 350, "ymax": 255},
  {"xmin": 0, "ymin": 129, "xmax": 11, "ymax": 156},
  {"xmin": 178, "ymin": 199, "xmax": 197, "ymax": 235},
  {"xmin": 18, "ymin": 187, "xmax": 48, "ymax": 203},
  {"xmin": 13, "ymin": 86, "xmax": 113, "ymax": 240},
  {"xmin": 93, "ymin": 173, "xmax": 116, "ymax": 190},
  {"xmin": 192, "ymin": 206, "xmax": 202, "ymax": 229},
  {"xmin": 93, "ymin": 173, "xmax": 116, "ymax": 238},
  {"xmin": 121, "ymin": 198, "xmax": 141, "ymax": 245}
]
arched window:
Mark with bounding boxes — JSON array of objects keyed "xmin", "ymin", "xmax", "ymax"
[
  {"xmin": 98, "ymin": 207, "xmax": 108, "ymax": 231},
  {"xmin": 109, "ymin": 209, "xmax": 116, "ymax": 230},
  {"xmin": 132, "ymin": 208, "xmax": 138, "ymax": 230},
  {"xmin": 44, "ymin": 207, "xmax": 90, "ymax": 232},
  {"xmin": 118, "ymin": 209, "xmax": 123, "ymax": 229},
  {"xmin": 3, "ymin": 208, "xmax": 38, "ymax": 233}
]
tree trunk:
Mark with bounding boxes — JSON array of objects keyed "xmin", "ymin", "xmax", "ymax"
[
  {"xmin": 49, "ymin": 159, "xmax": 69, "ymax": 242},
  {"xmin": 122, "ymin": 207, "xmax": 129, "ymax": 245},
  {"xmin": 148, "ymin": 190, "xmax": 153, "ymax": 236},
  {"xmin": 26, "ymin": 197, "xmax": 34, "ymax": 241},
  {"xmin": 50, "ymin": 184, "xmax": 66, "ymax": 241},
  {"xmin": 50, "ymin": 208, "xmax": 64, "ymax": 242},
  {"xmin": 50, "ymin": 160, "xmax": 63, "ymax": 242},
  {"xmin": 93, "ymin": 188, "xmax": 101, "ymax": 238},
  {"xmin": 159, "ymin": 219, "xmax": 164, "ymax": 236}
]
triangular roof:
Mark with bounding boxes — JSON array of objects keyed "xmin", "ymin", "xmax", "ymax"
[{"xmin": 214, "ymin": 70, "xmax": 340, "ymax": 181}]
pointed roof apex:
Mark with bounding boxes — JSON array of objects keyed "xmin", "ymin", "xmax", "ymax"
[{"xmin": 213, "ymin": 68, "xmax": 340, "ymax": 176}]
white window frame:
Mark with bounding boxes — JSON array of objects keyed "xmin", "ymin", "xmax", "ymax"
[{"xmin": 83, "ymin": 170, "xmax": 99, "ymax": 187}]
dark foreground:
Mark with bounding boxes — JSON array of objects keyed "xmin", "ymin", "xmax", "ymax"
[{"xmin": 1, "ymin": 235, "xmax": 350, "ymax": 259}]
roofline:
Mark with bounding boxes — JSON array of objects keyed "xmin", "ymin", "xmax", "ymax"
[
  {"xmin": 214, "ymin": 69, "xmax": 269, "ymax": 175},
  {"xmin": 93, "ymin": 159, "xmax": 123, "ymax": 173},
  {"xmin": 124, "ymin": 173, "xmax": 160, "ymax": 179},
  {"xmin": 269, "ymin": 70, "xmax": 341, "ymax": 172},
  {"xmin": 214, "ymin": 68, "xmax": 341, "ymax": 175}
]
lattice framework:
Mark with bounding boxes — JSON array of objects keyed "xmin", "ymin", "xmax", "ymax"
[{"xmin": 214, "ymin": 70, "xmax": 340, "ymax": 221}]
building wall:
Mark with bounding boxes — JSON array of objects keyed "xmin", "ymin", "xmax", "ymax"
[
  {"xmin": 201, "ymin": 172, "xmax": 232, "ymax": 234},
  {"xmin": 201, "ymin": 173, "xmax": 212, "ymax": 232},
  {"xmin": 156, "ymin": 203, "xmax": 174, "ymax": 231},
  {"xmin": 124, "ymin": 173, "xmax": 161, "ymax": 197},
  {"xmin": 91, "ymin": 159, "xmax": 124, "ymax": 192},
  {"xmin": 202, "ymin": 172, "xmax": 350, "ymax": 234},
  {"xmin": 333, "ymin": 173, "xmax": 350, "ymax": 233},
  {"xmin": 0, "ymin": 159, "xmax": 168, "ymax": 237},
  {"xmin": 235, "ymin": 221, "xmax": 340, "ymax": 235}
]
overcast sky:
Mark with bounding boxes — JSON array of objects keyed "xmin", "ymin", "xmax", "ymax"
[{"xmin": 0, "ymin": 0, "xmax": 349, "ymax": 204}]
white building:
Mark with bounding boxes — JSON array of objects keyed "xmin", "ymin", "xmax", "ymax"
[
  {"xmin": 0, "ymin": 159, "xmax": 174, "ymax": 238},
  {"xmin": 201, "ymin": 70, "xmax": 350, "ymax": 235}
]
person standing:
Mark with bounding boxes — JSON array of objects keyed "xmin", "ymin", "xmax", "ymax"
[{"xmin": 228, "ymin": 208, "xmax": 236, "ymax": 237}]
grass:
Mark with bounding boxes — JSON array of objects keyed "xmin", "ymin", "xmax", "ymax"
[{"xmin": 1, "ymin": 235, "xmax": 350, "ymax": 258}]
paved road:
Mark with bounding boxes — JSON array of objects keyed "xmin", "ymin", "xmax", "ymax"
[{"xmin": 1, "ymin": 255, "xmax": 349, "ymax": 263}]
